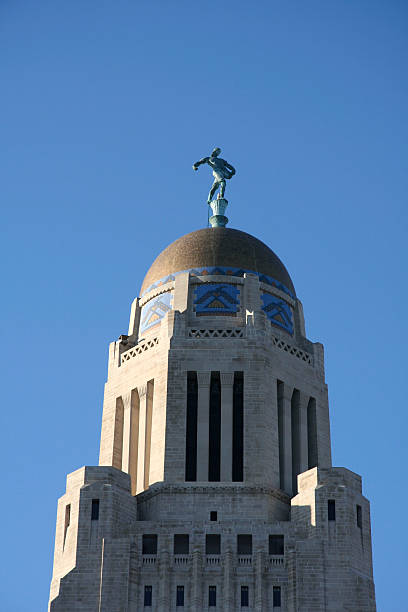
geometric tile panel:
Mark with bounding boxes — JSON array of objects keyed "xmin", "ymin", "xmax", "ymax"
[
  {"xmin": 120, "ymin": 337, "xmax": 160, "ymax": 365},
  {"xmin": 261, "ymin": 292, "xmax": 294, "ymax": 335},
  {"xmin": 142, "ymin": 267, "xmax": 294, "ymax": 299},
  {"xmin": 271, "ymin": 334, "xmax": 312, "ymax": 364},
  {"xmin": 139, "ymin": 291, "xmax": 173, "ymax": 334},
  {"xmin": 188, "ymin": 328, "xmax": 244, "ymax": 338},
  {"xmin": 194, "ymin": 284, "xmax": 240, "ymax": 315}
]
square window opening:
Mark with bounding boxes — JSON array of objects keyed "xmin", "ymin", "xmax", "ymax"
[
  {"xmin": 237, "ymin": 534, "xmax": 252, "ymax": 555},
  {"xmin": 174, "ymin": 534, "xmax": 189, "ymax": 555},
  {"xmin": 142, "ymin": 534, "xmax": 158, "ymax": 555},
  {"xmin": 269, "ymin": 535, "xmax": 284, "ymax": 555},
  {"xmin": 206, "ymin": 534, "xmax": 221, "ymax": 555}
]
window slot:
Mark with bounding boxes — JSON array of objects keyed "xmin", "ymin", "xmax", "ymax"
[
  {"xmin": 176, "ymin": 585, "xmax": 184, "ymax": 607},
  {"xmin": 328, "ymin": 499, "xmax": 336, "ymax": 521},
  {"xmin": 209, "ymin": 586, "xmax": 216, "ymax": 607},
  {"xmin": 273, "ymin": 586, "xmax": 281, "ymax": 607},
  {"xmin": 241, "ymin": 585, "xmax": 249, "ymax": 607},
  {"xmin": 91, "ymin": 499, "xmax": 99, "ymax": 521},
  {"xmin": 144, "ymin": 585, "xmax": 152, "ymax": 607}
]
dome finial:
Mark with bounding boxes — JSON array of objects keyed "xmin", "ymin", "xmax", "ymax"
[{"xmin": 192, "ymin": 147, "xmax": 236, "ymax": 227}]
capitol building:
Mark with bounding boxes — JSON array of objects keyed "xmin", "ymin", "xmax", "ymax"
[{"xmin": 48, "ymin": 209, "xmax": 376, "ymax": 610}]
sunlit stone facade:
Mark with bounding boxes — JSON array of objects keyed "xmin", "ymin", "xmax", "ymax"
[{"xmin": 49, "ymin": 227, "xmax": 376, "ymax": 611}]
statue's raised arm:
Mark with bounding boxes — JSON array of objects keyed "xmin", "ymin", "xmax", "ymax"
[
  {"xmin": 192, "ymin": 147, "xmax": 236, "ymax": 203},
  {"xmin": 192, "ymin": 157, "xmax": 209, "ymax": 171}
]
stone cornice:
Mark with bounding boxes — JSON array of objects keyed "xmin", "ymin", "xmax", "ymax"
[{"xmin": 137, "ymin": 482, "xmax": 291, "ymax": 505}]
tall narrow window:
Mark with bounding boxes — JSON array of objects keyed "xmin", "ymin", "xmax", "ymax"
[
  {"xmin": 113, "ymin": 397, "xmax": 124, "ymax": 470},
  {"xmin": 208, "ymin": 586, "xmax": 216, "ymax": 607},
  {"xmin": 273, "ymin": 586, "xmax": 281, "ymax": 607},
  {"xmin": 277, "ymin": 381, "xmax": 285, "ymax": 490},
  {"xmin": 307, "ymin": 397, "xmax": 318, "ymax": 469},
  {"xmin": 241, "ymin": 586, "xmax": 249, "ymax": 607},
  {"xmin": 176, "ymin": 585, "xmax": 184, "ymax": 607},
  {"xmin": 63, "ymin": 504, "xmax": 70, "ymax": 549},
  {"xmin": 232, "ymin": 371, "xmax": 244, "ymax": 481},
  {"xmin": 208, "ymin": 372, "xmax": 221, "ymax": 481},
  {"xmin": 91, "ymin": 499, "xmax": 100, "ymax": 521},
  {"xmin": 357, "ymin": 505, "xmax": 362, "ymax": 529},
  {"xmin": 144, "ymin": 380, "xmax": 154, "ymax": 489},
  {"xmin": 328, "ymin": 499, "xmax": 336, "ymax": 521},
  {"xmin": 185, "ymin": 371, "xmax": 198, "ymax": 481},
  {"xmin": 144, "ymin": 585, "xmax": 152, "ymax": 607},
  {"xmin": 291, "ymin": 389, "xmax": 300, "ymax": 495}
]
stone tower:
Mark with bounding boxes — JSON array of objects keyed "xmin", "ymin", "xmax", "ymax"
[{"xmin": 48, "ymin": 224, "xmax": 376, "ymax": 611}]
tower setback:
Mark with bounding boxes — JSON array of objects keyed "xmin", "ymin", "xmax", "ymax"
[{"xmin": 48, "ymin": 226, "xmax": 376, "ymax": 611}]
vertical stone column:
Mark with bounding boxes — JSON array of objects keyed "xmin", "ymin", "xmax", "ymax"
[
  {"xmin": 112, "ymin": 397, "xmax": 124, "ymax": 471},
  {"xmin": 119, "ymin": 390, "xmax": 140, "ymax": 495},
  {"xmin": 173, "ymin": 271, "xmax": 189, "ymax": 313},
  {"xmin": 136, "ymin": 384, "xmax": 147, "ymax": 494},
  {"xmin": 197, "ymin": 372, "xmax": 211, "ymax": 481},
  {"xmin": 254, "ymin": 549, "xmax": 264, "ymax": 612},
  {"xmin": 121, "ymin": 392, "xmax": 132, "ymax": 473},
  {"xmin": 243, "ymin": 273, "xmax": 262, "ymax": 311},
  {"xmin": 144, "ymin": 381, "xmax": 154, "ymax": 489},
  {"xmin": 127, "ymin": 297, "xmax": 140, "ymax": 338},
  {"xmin": 220, "ymin": 372, "xmax": 234, "ymax": 481},
  {"xmin": 280, "ymin": 383, "xmax": 293, "ymax": 496},
  {"xmin": 223, "ymin": 548, "xmax": 234, "ymax": 611},
  {"xmin": 299, "ymin": 391, "xmax": 309, "ymax": 475},
  {"xmin": 158, "ymin": 536, "xmax": 171, "ymax": 611},
  {"xmin": 191, "ymin": 548, "xmax": 203, "ymax": 610}
]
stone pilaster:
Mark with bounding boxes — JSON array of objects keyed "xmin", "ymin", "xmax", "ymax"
[
  {"xmin": 280, "ymin": 383, "xmax": 293, "ymax": 496},
  {"xmin": 136, "ymin": 384, "xmax": 147, "ymax": 494},
  {"xmin": 196, "ymin": 372, "xmax": 211, "ymax": 481},
  {"xmin": 191, "ymin": 548, "xmax": 203, "ymax": 610},
  {"xmin": 254, "ymin": 549, "xmax": 264, "ymax": 612},
  {"xmin": 298, "ymin": 391, "xmax": 309, "ymax": 476},
  {"xmin": 222, "ymin": 548, "xmax": 234, "ymax": 611},
  {"xmin": 220, "ymin": 372, "xmax": 234, "ymax": 481},
  {"xmin": 158, "ymin": 536, "xmax": 171, "ymax": 611},
  {"xmin": 127, "ymin": 297, "xmax": 140, "ymax": 338}
]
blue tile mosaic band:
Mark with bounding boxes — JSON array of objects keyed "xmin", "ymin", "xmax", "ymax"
[
  {"xmin": 142, "ymin": 267, "xmax": 294, "ymax": 299},
  {"xmin": 194, "ymin": 284, "xmax": 240, "ymax": 314},
  {"xmin": 261, "ymin": 293, "xmax": 294, "ymax": 335},
  {"xmin": 139, "ymin": 291, "xmax": 173, "ymax": 334}
]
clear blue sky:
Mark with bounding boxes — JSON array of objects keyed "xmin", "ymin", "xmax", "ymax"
[{"xmin": 1, "ymin": 1, "xmax": 407, "ymax": 610}]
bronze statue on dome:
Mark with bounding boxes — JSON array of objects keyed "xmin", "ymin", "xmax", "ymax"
[{"xmin": 193, "ymin": 147, "xmax": 236, "ymax": 203}]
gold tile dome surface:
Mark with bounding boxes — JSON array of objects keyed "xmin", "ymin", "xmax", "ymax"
[{"xmin": 140, "ymin": 228, "xmax": 295, "ymax": 296}]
